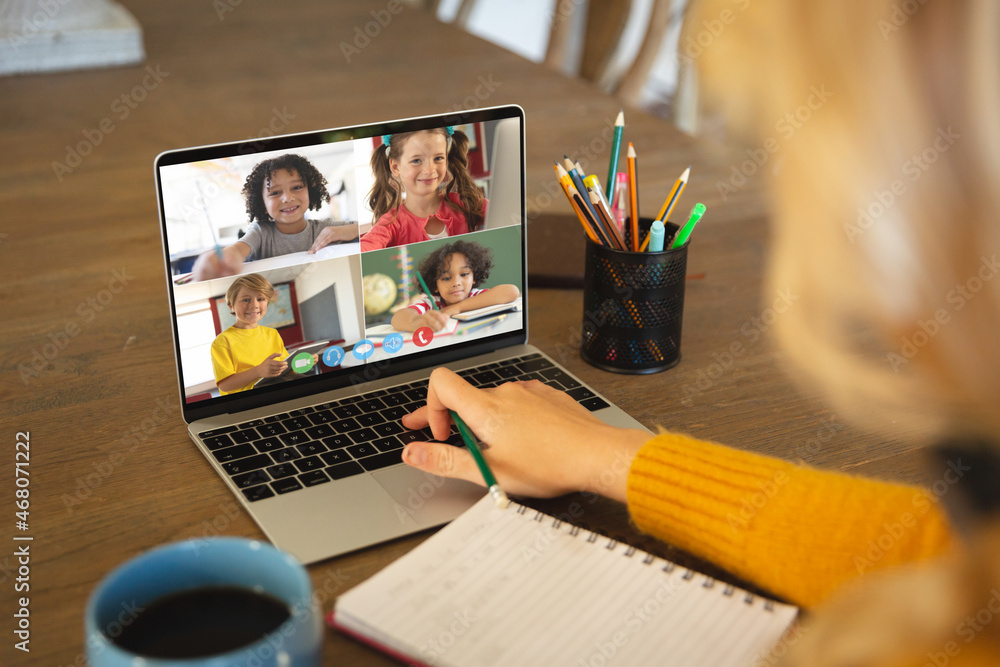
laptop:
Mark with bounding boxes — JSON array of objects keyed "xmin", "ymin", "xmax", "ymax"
[{"xmin": 155, "ymin": 105, "xmax": 650, "ymax": 564}]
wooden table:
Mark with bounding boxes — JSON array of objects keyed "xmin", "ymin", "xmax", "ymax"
[{"xmin": 0, "ymin": 1, "xmax": 932, "ymax": 664}]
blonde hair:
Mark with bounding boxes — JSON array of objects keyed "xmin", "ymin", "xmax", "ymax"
[
  {"xmin": 225, "ymin": 273, "xmax": 275, "ymax": 310},
  {"xmin": 688, "ymin": 0, "xmax": 1000, "ymax": 437}
]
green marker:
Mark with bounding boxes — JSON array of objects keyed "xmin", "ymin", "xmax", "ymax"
[
  {"xmin": 451, "ymin": 410, "xmax": 509, "ymax": 509},
  {"xmin": 670, "ymin": 203, "xmax": 706, "ymax": 249}
]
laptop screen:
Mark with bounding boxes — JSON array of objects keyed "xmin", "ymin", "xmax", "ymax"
[{"xmin": 155, "ymin": 106, "xmax": 527, "ymax": 421}]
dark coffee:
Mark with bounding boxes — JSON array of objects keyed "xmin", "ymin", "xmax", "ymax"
[{"xmin": 111, "ymin": 585, "xmax": 292, "ymax": 658}]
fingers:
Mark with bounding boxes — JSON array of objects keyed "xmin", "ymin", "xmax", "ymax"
[
  {"xmin": 402, "ymin": 441, "xmax": 481, "ymax": 487},
  {"xmin": 424, "ymin": 368, "xmax": 498, "ymax": 441},
  {"xmin": 307, "ymin": 234, "xmax": 326, "ymax": 254}
]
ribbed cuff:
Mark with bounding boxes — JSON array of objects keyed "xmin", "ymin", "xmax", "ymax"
[{"xmin": 626, "ymin": 432, "xmax": 954, "ymax": 608}]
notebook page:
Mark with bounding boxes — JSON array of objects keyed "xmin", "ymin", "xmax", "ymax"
[{"xmin": 334, "ymin": 495, "xmax": 798, "ymax": 667}]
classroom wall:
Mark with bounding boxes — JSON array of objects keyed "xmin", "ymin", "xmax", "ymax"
[{"xmin": 294, "ymin": 255, "xmax": 364, "ymax": 344}]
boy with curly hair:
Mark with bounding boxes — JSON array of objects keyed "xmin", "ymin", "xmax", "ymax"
[
  {"xmin": 192, "ymin": 154, "xmax": 358, "ymax": 280},
  {"xmin": 390, "ymin": 239, "xmax": 519, "ymax": 333}
]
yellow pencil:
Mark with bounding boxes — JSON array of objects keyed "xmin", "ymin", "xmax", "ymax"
[{"xmin": 655, "ymin": 166, "xmax": 690, "ymax": 223}]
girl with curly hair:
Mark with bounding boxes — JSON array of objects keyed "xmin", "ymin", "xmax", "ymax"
[{"xmin": 390, "ymin": 239, "xmax": 519, "ymax": 332}]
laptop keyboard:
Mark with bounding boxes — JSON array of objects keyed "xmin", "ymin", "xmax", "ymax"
[{"xmin": 197, "ymin": 353, "xmax": 610, "ymax": 503}]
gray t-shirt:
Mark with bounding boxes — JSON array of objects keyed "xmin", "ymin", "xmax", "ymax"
[{"xmin": 240, "ymin": 218, "xmax": 354, "ymax": 261}]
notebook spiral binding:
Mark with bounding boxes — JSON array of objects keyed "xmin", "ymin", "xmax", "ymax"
[{"xmin": 513, "ymin": 501, "xmax": 774, "ymax": 612}]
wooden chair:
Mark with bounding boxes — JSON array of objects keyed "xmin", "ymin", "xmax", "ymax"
[{"xmin": 434, "ymin": 0, "xmax": 696, "ymax": 132}]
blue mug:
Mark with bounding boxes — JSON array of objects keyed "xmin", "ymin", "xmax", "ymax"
[{"xmin": 86, "ymin": 538, "xmax": 322, "ymax": 666}]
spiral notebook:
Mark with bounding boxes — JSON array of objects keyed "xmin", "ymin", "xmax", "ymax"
[{"xmin": 329, "ymin": 495, "xmax": 799, "ymax": 667}]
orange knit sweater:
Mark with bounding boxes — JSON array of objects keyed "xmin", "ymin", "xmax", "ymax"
[{"xmin": 626, "ymin": 432, "xmax": 955, "ymax": 609}]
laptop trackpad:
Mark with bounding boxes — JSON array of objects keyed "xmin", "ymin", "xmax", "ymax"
[{"xmin": 372, "ymin": 466, "xmax": 484, "ymax": 527}]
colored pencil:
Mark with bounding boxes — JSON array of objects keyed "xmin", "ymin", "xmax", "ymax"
[
  {"xmin": 626, "ymin": 143, "xmax": 639, "ymax": 251},
  {"xmin": 415, "ymin": 272, "xmax": 438, "ymax": 310},
  {"xmin": 605, "ymin": 110, "xmax": 624, "ymax": 201},
  {"xmin": 655, "ymin": 166, "xmax": 690, "ymax": 223},
  {"xmin": 450, "ymin": 410, "xmax": 509, "ymax": 509},
  {"xmin": 588, "ymin": 189, "xmax": 626, "ymax": 251},
  {"xmin": 555, "ymin": 163, "xmax": 607, "ymax": 246},
  {"xmin": 564, "ymin": 157, "xmax": 602, "ymax": 225}
]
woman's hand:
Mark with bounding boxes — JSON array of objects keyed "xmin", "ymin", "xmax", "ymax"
[{"xmin": 401, "ymin": 368, "xmax": 649, "ymax": 501}]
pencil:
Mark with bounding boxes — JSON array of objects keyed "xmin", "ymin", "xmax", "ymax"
[
  {"xmin": 655, "ymin": 166, "xmax": 690, "ymax": 223},
  {"xmin": 626, "ymin": 143, "xmax": 639, "ymax": 251},
  {"xmin": 556, "ymin": 163, "xmax": 609, "ymax": 246},
  {"xmin": 450, "ymin": 410, "xmax": 509, "ymax": 509},
  {"xmin": 572, "ymin": 189, "xmax": 613, "ymax": 247},
  {"xmin": 588, "ymin": 188, "xmax": 626, "ymax": 251},
  {"xmin": 564, "ymin": 157, "xmax": 602, "ymax": 225},
  {"xmin": 456, "ymin": 313, "xmax": 507, "ymax": 336},
  {"xmin": 415, "ymin": 272, "xmax": 438, "ymax": 310},
  {"xmin": 606, "ymin": 110, "xmax": 624, "ymax": 201}
]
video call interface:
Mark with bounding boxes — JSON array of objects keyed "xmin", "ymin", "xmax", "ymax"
[{"xmin": 157, "ymin": 112, "xmax": 525, "ymax": 405}]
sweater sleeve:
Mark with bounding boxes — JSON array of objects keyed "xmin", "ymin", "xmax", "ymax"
[{"xmin": 626, "ymin": 431, "xmax": 955, "ymax": 609}]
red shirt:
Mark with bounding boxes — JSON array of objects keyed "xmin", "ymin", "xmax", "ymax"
[{"xmin": 360, "ymin": 192, "xmax": 488, "ymax": 251}]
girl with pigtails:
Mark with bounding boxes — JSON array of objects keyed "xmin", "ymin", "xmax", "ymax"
[{"xmin": 360, "ymin": 126, "xmax": 488, "ymax": 251}]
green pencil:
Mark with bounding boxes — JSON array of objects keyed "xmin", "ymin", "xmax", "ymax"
[
  {"xmin": 605, "ymin": 110, "xmax": 624, "ymax": 202},
  {"xmin": 450, "ymin": 410, "xmax": 509, "ymax": 509},
  {"xmin": 415, "ymin": 272, "xmax": 438, "ymax": 310}
]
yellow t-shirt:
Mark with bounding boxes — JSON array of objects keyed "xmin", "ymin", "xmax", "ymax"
[{"xmin": 210, "ymin": 325, "xmax": 287, "ymax": 395}]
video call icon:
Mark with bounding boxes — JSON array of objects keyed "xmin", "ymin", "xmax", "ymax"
[{"xmin": 290, "ymin": 351, "xmax": 316, "ymax": 374}]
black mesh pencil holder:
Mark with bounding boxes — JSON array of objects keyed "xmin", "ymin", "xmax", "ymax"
[{"xmin": 581, "ymin": 221, "xmax": 687, "ymax": 374}]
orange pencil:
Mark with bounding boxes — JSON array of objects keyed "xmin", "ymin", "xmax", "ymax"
[
  {"xmin": 555, "ymin": 163, "xmax": 603, "ymax": 245},
  {"xmin": 626, "ymin": 143, "xmax": 639, "ymax": 251}
]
